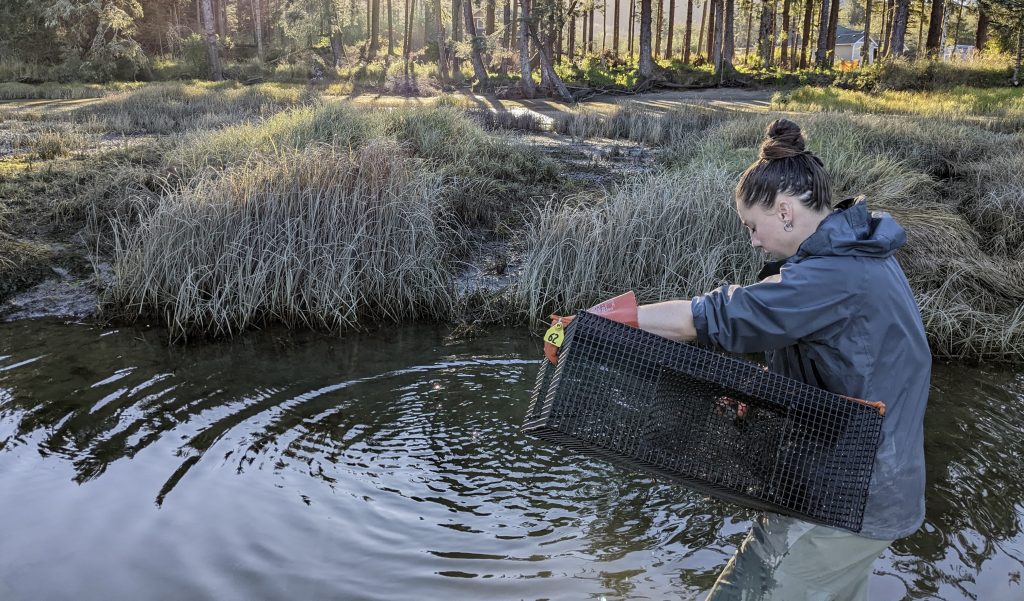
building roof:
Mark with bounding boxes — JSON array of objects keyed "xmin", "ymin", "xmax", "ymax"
[{"xmin": 835, "ymin": 24, "xmax": 875, "ymax": 46}]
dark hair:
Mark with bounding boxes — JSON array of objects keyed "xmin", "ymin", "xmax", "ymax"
[{"xmin": 735, "ymin": 119, "xmax": 832, "ymax": 212}]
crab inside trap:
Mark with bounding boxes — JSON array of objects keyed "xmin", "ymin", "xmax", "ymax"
[{"xmin": 522, "ymin": 311, "xmax": 885, "ymax": 532}]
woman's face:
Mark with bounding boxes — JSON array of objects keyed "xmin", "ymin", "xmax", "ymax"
[{"xmin": 735, "ymin": 193, "xmax": 802, "ymax": 260}]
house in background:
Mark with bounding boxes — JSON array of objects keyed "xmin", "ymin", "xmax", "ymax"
[{"xmin": 833, "ymin": 25, "xmax": 878, "ymax": 66}]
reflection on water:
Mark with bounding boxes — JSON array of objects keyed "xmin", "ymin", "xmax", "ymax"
[{"xmin": 0, "ymin": 319, "xmax": 1022, "ymax": 601}]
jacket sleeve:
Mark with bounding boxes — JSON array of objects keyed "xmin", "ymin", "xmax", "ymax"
[{"xmin": 690, "ymin": 258, "xmax": 857, "ymax": 354}]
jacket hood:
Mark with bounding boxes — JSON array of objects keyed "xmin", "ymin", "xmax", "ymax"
[{"xmin": 794, "ymin": 197, "xmax": 906, "ymax": 261}]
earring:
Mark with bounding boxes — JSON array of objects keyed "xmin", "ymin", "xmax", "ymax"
[{"xmin": 784, "ymin": 221, "xmax": 794, "ymax": 232}]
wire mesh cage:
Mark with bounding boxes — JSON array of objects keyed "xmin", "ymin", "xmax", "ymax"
[{"xmin": 523, "ymin": 311, "xmax": 885, "ymax": 532}]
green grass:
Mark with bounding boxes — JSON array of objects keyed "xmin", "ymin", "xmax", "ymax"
[
  {"xmin": 74, "ymin": 81, "xmax": 314, "ymax": 134},
  {"xmin": 773, "ymin": 85, "xmax": 1024, "ymax": 119},
  {"xmin": 167, "ymin": 102, "xmax": 559, "ymax": 229},
  {"xmin": 0, "ymin": 82, "xmax": 136, "ymax": 100}
]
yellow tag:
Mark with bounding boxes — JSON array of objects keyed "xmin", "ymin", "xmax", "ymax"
[{"xmin": 544, "ymin": 322, "xmax": 565, "ymax": 347}]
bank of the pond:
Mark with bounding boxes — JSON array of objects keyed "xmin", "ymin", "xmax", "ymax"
[
  {"xmin": 1, "ymin": 318, "xmax": 1022, "ymax": 601},
  {"xmin": 1, "ymin": 85, "xmax": 1022, "ymax": 362}
]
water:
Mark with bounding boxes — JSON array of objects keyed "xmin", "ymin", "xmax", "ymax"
[{"xmin": 0, "ymin": 319, "xmax": 1021, "ymax": 601}]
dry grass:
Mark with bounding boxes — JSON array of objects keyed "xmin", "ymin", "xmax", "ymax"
[
  {"xmin": 108, "ymin": 142, "xmax": 457, "ymax": 338},
  {"xmin": 555, "ymin": 101, "xmax": 729, "ymax": 146},
  {"xmin": 517, "ymin": 160, "xmax": 760, "ymax": 322},
  {"xmin": 75, "ymin": 81, "xmax": 313, "ymax": 134}
]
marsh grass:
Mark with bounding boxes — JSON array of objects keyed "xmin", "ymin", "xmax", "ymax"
[
  {"xmin": 76, "ymin": 81, "xmax": 313, "ymax": 134},
  {"xmin": 525, "ymin": 104, "xmax": 1024, "ymax": 360},
  {"xmin": 26, "ymin": 129, "xmax": 87, "ymax": 159},
  {"xmin": 168, "ymin": 103, "xmax": 558, "ymax": 229},
  {"xmin": 108, "ymin": 142, "xmax": 457, "ymax": 338},
  {"xmin": 0, "ymin": 234, "xmax": 53, "ymax": 298},
  {"xmin": 774, "ymin": 86, "xmax": 1024, "ymax": 120},
  {"xmin": 0, "ymin": 82, "xmax": 127, "ymax": 100},
  {"xmin": 555, "ymin": 102, "xmax": 728, "ymax": 146},
  {"xmin": 517, "ymin": 162, "xmax": 761, "ymax": 321}
]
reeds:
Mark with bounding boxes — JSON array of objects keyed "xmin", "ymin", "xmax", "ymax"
[
  {"xmin": 108, "ymin": 142, "xmax": 457, "ymax": 338},
  {"xmin": 517, "ymin": 162, "xmax": 761, "ymax": 321}
]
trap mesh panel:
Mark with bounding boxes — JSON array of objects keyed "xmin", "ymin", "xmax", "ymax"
[{"xmin": 523, "ymin": 311, "xmax": 884, "ymax": 532}]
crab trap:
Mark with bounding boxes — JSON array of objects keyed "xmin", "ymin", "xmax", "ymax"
[{"xmin": 523, "ymin": 311, "xmax": 885, "ymax": 532}]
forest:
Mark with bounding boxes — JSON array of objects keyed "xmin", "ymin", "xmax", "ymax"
[{"xmin": 2, "ymin": 0, "xmax": 1023, "ymax": 95}]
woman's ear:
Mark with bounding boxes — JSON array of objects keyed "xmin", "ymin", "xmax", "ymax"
[{"xmin": 776, "ymin": 198, "xmax": 791, "ymax": 221}]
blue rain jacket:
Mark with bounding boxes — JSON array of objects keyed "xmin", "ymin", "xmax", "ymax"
[{"xmin": 691, "ymin": 199, "xmax": 930, "ymax": 540}]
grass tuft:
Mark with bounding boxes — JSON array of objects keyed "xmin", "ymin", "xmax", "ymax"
[{"xmin": 108, "ymin": 141, "xmax": 458, "ymax": 338}]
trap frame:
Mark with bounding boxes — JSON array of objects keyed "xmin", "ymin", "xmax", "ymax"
[{"xmin": 523, "ymin": 311, "xmax": 885, "ymax": 532}]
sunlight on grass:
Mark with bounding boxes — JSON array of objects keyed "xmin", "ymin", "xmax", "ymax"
[{"xmin": 773, "ymin": 86, "xmax": 1024, "ymax": 118}]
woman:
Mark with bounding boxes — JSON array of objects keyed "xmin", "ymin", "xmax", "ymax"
[{"xmin": 635, "ymin": 119, "xmax": 931, "ymax": 600}]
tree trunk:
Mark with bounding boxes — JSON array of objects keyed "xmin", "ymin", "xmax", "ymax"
[
  {"xmin": 711, "ymin": 0, "xmax": 724, "ymax": 70},
  {"xmin": 667, "ymin": 0, "xmax": 676, "ymax": 57},
  {"xmin": 589, "ymin": 7, "xmax": 596, "ymax": 52},
  {"xmin": 656, "ymin": 0, "xmax": 664, "ymax": 57},
  {"xmin": 861, "ymin": 0, "xmax": 872, "ymax": 62},
  {"xmin": 434, "ymin": 0, "xmax": 449, "ymax": 83},
  {"xmin": 512, "ymin": 0, "xmax": 519, "ymax": 50},
  {"xmin": 200, "ymin": 0, "xmax": 223, "ymax": 80},
  {"xmin": 780, "ymin": 0, "xmax": 790, "ymax": 67},
  {"xmin": 890, "ymin": 0, "xmax": 909, "ymax": 55},
  {"xmin": 880, "ymin": 0, "xmax": 891, "ymax": 55},
  {"xmin": 706, "ymin": 0, "xmax": 718, "ymax": 59},
  {"xmin": 825, "ymin": 0, "xmax": 839, "ymax": 65},
  {"xmin": 926, "ymin": 0, "xmax": 943, "ymax": 55},
  {"xmin": 526, "ymin": 23, "xmax": 573, "ymax": 99},
  {"xmin": 453, "ymin": 0, "xmax": 463, "ymax": 72},
  {"xmin": 815, "ymin": 0, "xmax": 830, "ymax": 65},
  {"xmin": 403, "ymin": 0, "xmax": 412, "ymax": 74},
  {"xmin": 975, "ymin": 1, "xmax": 989, "ymax": 52},
  {"xmin": 603, "ymin": 0, "xmax": 609, "ymax": 52},
  {"xmin": 759, "ymin": 0, "xmax": 773, "ymax": 64},
  {"xmin": 614, "ymin": 0, "xmax": 621, "ymax": 54},
  {"xmin": 1012, "ymin": 23, "xmax": 1022, "ymax": 86},
  {"xmin": 918, "ymin": 0, "xmax": 925, "ymax": 52},
  {"xmin": 388, "ymin": 0, "xmax": 395, "ymax": 54},
  {"xmin": 555, "ymin": 14, "xmax": 563, "ymax": 64},
  {"xmin": 749, "ymin": 0, "xmax": 757, "ymax": 62},
  {"xmin": 629, "ymin": 0, "xmax": 637, "ymax": 56},
  {"xmin": 640, "ymin": 0, "xmax": 655, "ymax": 75},
  {"xmin": 519, "ymin": 0, "xmax": 536, "ymax": 96},
  {"xmin": 487, "ymin": 0, "xmax": 496, "ymax": 33},
  {"xmin": 697, "ymin": 0, "xmax": 708, "ymax": 59},
  {"xmin": 330, "ymin": 5, "xmax": 346, "ymax": 66},
  {"xmin": 952, "ymin": 0, "xmax": 964, "ymax": 50},
  {"xmin": 684, "ymin": 0, "xmax": 694, "ymax": 61},
  {"xmin": 569, "ymin": 15, "xmax": 576, "ymax": 61},
  {"xmin": 216, "ymin": 0, "xmax": 228, "ymax": 37},
  {"xmin": 500, "ymin": 0, "xmax": 511, "ymax": 75},
  {"xmin": 369, "ymin": 0, "xmax": 380, "ymax": 55},
  {"xmin": 723, "ymin": 0, "xmax": 734, "ymax": 65},
  {"xmin": 465, "ymin": 0, "xmax": 490, "ymax": 87},
  {"xmin": 800, "ymin": 0, "xmax": 813, "ymax": 67},
  {"xmin": 251, "ymin": 0, "xmax": 264, "ymax": 61}
]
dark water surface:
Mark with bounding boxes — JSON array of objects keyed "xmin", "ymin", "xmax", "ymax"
[{"xmin": 1, "ymin": 319, "xmax": 1022, "ymax": 601}]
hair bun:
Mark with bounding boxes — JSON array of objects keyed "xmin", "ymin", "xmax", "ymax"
[{"xmin": 759, "ymin": 118, "xmax": 806, "ymax": 160}]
